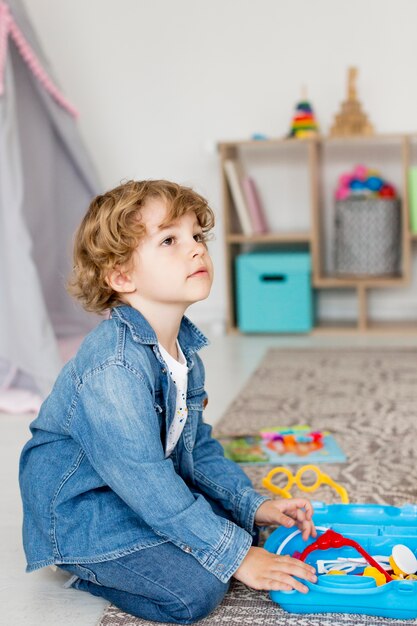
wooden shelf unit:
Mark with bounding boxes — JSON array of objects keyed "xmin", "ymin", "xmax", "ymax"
[
  {"xmin": 219, "ymin": 133, "xmax": 417, "ymax": 334},
  {"xmin": 226, "ymin": 232, "xmax": 312, "ymax": 244}
]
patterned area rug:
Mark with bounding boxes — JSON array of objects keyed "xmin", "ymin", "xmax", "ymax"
[{"xmin": 98, "ymin": 348, "xmax": 417, "ymax": 626}]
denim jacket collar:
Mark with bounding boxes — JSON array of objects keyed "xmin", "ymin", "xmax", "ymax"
[{"xmin": 111, "ymin": 305, "xmax": 209, "ymax": 356}]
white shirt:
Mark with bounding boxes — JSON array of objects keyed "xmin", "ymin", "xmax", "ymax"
[{"xmin": 158, "ymin": 341, "xmax": 188, "ymax": 457}]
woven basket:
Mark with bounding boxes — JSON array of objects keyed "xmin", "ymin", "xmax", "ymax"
[{"xmin": 334, "ymin": 198, "xmax": 401, "ymax": 275}]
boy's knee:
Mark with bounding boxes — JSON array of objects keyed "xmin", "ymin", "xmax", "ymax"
[{"xmin": 179, "ymin": 575, "xmax": 229, "ymax": 623}]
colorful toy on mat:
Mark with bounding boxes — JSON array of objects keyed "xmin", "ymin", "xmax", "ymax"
[
  {"xmin": 261, "ymin": 464, "xmax": 349, "ymax": 503},
  {"xmin": 288, "ymin": 88, "xmax": 319, "ymax": 139},
  {"xmin": 259, "ymin": 426, "xmax": 324, "ymax": 456},
  {"xmin": 219, "ymin": 426, "xmax": 345, "ymax": 465},
  {"xmin": 335, "ymin": 164, "xmax": 397, "ymax": 201}
]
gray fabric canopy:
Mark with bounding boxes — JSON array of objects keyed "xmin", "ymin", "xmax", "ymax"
[{"xmin": 0, "ymin": 0, "xmax": 101, "ymax": 396}]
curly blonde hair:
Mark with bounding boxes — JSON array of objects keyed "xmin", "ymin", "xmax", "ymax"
[{"xmin": 68, "ymin": 179, "xmax": 215, "ymax": 313}]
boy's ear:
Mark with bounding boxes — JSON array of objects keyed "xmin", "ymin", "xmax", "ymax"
[{"xmin": 106, "ymin": 267, "xmax": 136, "ymax": 294}]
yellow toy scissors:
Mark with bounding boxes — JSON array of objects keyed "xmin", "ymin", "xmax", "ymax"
[{"xmin": 262, "ymin": 464, "xmax": 349, "ymax": 503}]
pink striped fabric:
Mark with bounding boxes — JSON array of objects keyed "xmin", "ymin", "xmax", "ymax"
[{"xmin": 0, "ymin": 0, "xmax": 78, "ymax": 117}]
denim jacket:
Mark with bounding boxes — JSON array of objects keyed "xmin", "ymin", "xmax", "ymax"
[{"xmin": 19, "ymin": 305, "xmax": 268, "ymax": 583}]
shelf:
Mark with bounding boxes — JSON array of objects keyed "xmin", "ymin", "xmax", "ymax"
[
  {"xmin": 218, "ymin": 133, "xmax": 408, "ymax": 151},
  {"xmin": 311, "ymin": 320, "xmax": 361, "ymax": 335},
  {"xmin": 221, "ymin": 132, "xmax": 416, "ymax": 334},
  {"xmin": 366, "ymin": 320, "xmax": 417, "ymax": 334},
  {"xmin": 228, "ymin": 319, "xmax": 417, "ymax": 336},
  {"xmin": 226, "ymin": 232, "xmax": 311, "ymax": 244},
  {"xmin": 322, "ymin": 133, "xmax": 407, "ymax": 145},
  {"xmin": 218, "ymin": 137, "xmax": 316, "ymax": 150},
  {"xmin": 313, "ymin": 274, "xmax": 407, "ymax": 289},
  {"xmin": 312, "ymin": 320, "xmax": 417, "ymax": 335}
]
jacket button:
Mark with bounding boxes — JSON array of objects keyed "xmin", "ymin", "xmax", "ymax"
[
  {"xmin": 183, "ymin": 545, "xmax": 192, "ymax": 553},
  {"xmin": 161, "ymin": 368, "xmax": 167, "ymax": 374}
]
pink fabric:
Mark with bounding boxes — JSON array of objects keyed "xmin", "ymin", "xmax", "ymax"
[
  {"xmin": 0, "ymin": 388, "xmax": 42, "ymax": 414},
  {"xmin": 0, "ymin": 1, "xmax": 78, "ymax": 117},
  {"xmin": 0, "ymin": 335, "xmax": 84, "ymax": 415},
  {"xmin": 0, "ymin": 3, "xmax": 9, "ymax": 91},
  {"xmin": 0, "ymin": 363, "xmax": 42, "ymax": 414}
]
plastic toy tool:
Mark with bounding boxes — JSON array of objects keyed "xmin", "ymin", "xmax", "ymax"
[
  {"xmin": 262, "ymin": 464, "xmax": 349, "ymax": 503},
  {"xmin": 391, "ymin": 544, "xmax": 417, "ymax": 576},
  {"xmin": 298, "ymin": 529, "xmax": 393, "ymax": 583}
]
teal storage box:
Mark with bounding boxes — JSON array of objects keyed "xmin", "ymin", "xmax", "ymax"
[{"xmin": 236, "ymin": 251, "xmax": 313, "ymax": 332}]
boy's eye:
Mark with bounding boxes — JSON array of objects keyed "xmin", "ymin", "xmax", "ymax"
[
  {"xmin": 194, "ymin": 233, "xmax": 204, "ymax": 242},
  {"xmin": 161, "ymin": 236, "xmax": 175, "ymax": 246}
]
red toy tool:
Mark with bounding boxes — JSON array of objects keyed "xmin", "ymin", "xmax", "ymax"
[{"xmin": 298, "ymin": 529, "xmax": 393, "ymax": 583}]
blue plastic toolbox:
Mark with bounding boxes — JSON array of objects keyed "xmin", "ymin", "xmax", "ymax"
[
  {"xmin": 235, "ymin": 251, "xmax": 313, "ymax": 333},
  {"xmin": 264, "ymin": 502, "xmax": 417, "ymax": 619}
]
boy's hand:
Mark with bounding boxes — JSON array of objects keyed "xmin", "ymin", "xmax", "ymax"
[
  {"xmin": 233, "ymin": 546, "xmax": 317, "ymax": 592},
  {"xmin": 254, "ymin": 498, "xmax": 317, "ymax": 540}
]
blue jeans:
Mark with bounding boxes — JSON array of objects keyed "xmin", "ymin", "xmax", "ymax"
[{"xmin": 59, "ymin": 497, "xmax": 259, "ymax": 623}]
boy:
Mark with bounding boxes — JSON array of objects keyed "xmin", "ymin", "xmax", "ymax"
[{"xmin": 19, "ymin": 180, "xmax": 317, "ymax": 623}]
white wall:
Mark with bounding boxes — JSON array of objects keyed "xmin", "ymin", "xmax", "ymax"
[{"xmin": 24, "ymin": 0, "xmax": 417, "ymax": 328}]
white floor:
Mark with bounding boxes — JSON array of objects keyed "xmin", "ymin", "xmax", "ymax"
[{"xmin": 3, "ymin": 331, "xmax": 417, "ymax": 626}]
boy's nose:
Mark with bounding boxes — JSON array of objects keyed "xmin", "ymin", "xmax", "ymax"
[{"xmin": 191, "ymin": 241, "xmax": 205, "ymax": 257}]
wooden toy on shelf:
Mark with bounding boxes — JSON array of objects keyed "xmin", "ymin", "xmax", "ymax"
[{"xmin": 330, "ymin": 67, "xmax": 374, "ymax": 137}]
